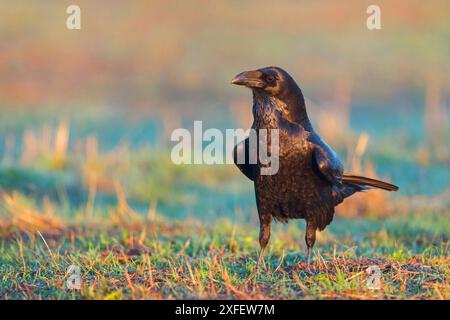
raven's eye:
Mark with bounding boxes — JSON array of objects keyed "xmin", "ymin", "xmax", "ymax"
[{"xmin": 266, "ymin": 75, "xmax": 275, "ymax": 83}]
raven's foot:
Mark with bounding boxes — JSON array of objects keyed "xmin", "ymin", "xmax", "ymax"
[
  {"xmin": 245, "ymin": 248, "xmax": 268, "ymax": 290},
  {"xmin": 307, "ymin": 247, "xmax": 312, "ymax": 266},
  {"xmin": 293, "ymin": 248, "xmax": 313, "ymax": 272},
  {"xmin": 305, "ymin": 247, "xmax": 313, "ymax": 272}
]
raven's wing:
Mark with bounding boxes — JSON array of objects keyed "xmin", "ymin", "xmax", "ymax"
[
  {"xmin": 311, "ymin": 139, "xmax": 344, "ymax": 186},
  {"xmin": 311, "ymin": 138, "xmax": 373, "ymax": 207},
  {"xmin": 309, "ymin": 139, "xmax": 345, "ymax": 230},
  {"xmin": 233, "ymin": 137, "xmax": 257, "ymax": 181}
]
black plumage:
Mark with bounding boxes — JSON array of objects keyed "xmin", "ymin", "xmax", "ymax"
[{"xmin": 231, "ymin": 66, "xmax": 398, "ymax": 268}]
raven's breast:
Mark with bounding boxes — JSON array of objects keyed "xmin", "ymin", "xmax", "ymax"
[{"xmin": 254, "ymin": 130, "xmax": 319, "ymax": 222}]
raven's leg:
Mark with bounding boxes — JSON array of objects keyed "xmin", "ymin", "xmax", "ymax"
[
  {"xmin": 256, "ymin": 213, "xmax": 272, "ymax": 273},
  {"xmin": 305, "ymin": 221, "xmax": 317, "ymax": 266}
]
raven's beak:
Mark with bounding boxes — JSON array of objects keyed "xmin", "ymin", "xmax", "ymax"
[{"xmin": 231, "ymin": 70, "xmax": 264, "ymax": 88}]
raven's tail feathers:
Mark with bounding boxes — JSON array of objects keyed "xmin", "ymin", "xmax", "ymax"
[{"xmin": 342, "ymin": 173, "xmax": 399, "ymax": 191}]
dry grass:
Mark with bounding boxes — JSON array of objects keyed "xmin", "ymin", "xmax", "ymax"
[
  {"xmin": 0, "ymin": 192, "xmax": 65, "ymax": 237},
  {"xmin": 0, "ymin": 189, "xmax": 448, "ymax": 300}
]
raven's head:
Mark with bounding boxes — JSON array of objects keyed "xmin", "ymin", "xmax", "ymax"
[
  {"xmin": 231, "ymin": 66, "xmax": 308, "ymax": 125},
  {"xmin": 231, "ymin": 66, "xmax": 302, "ymax": 99}
]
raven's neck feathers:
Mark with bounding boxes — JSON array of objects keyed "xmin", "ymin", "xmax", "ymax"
[
  {"xmin": 278, "ymin": 85, "xmax": 311, "ymax": 127},
  {"xmin": 252, "ymin": 87, "xmax": 312, "ymax": 130}
]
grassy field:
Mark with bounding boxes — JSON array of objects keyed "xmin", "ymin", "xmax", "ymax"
[
  {"xmin": 0, "ymin": 199, "xmax": 448, "ymax": 300},
  {"xmin": 0, "ymin": 115, "xmax": 448, "ymax": 300}
]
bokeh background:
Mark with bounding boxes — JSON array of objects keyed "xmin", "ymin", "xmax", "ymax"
[
  {"xmin": 1, "ymin": 0, "xmax": 450, "ymax": 300},
  {"xmin": 0, "ymin": 0, "xmax": 449, "ymax": 233}
]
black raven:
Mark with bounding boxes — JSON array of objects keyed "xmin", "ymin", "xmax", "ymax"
[{"xmin": 231, "ymin": 66, "xmax": 398, "ymax": 268}]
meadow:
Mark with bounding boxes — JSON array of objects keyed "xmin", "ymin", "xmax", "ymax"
[
  {"xmin": 0, "ymin": 108, "xmax": 448, "ymax": 300},
  {"xmin": 0, "ymin": 1, "xmax": 449, "ymax": 300}
]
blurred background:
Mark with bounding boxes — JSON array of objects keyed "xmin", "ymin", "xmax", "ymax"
[{"xmin": 0, "ymin": 0, "xmax": 449, "ymax": 232}]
